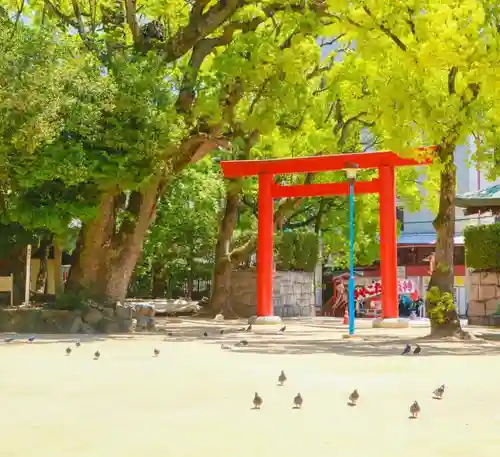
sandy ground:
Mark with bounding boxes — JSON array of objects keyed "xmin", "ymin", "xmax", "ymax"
[{"xmin": 1, "ymin": 318, "xmax": 500, "ymax": 457}]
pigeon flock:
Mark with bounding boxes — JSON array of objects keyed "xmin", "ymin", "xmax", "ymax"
[
  {"xmin": 251, "ymin": 365, "xmax": 444, "ymax": 417},
  {"xmin": 3, "ymin": 331, "xmax": 443, "ymax": 419}
]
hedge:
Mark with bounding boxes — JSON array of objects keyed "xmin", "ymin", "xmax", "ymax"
[
  {"xmin": 464, "ymin": 223, "xmax": 500, "ymax": 271},
  {"xmin": 274, "ymin": 231, "xmax": 319, "ymax": 272}
]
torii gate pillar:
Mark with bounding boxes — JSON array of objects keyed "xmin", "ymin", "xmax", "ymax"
[
  {"xmin": 378, "ymin": 166, "xmax": 398, "ymax": 318},
  {"xmin": 255, "ymin": 173, "xmax": 279, "ymax": 322}
]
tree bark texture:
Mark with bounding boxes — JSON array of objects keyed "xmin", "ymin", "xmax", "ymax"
[
  {"xmin": 427, "ymin": 145, "xmax": 465, "ymax": 337},
  {"xmin": 53, "ymin": 241, "xmax": 64, "ymax": 296},
  {"xmin": 66, "ymin": 179, "xmax": 161, "ymax": 304},
  {"xmin": 11, "ymin": 245, "xmax": 27, "ymax": 306},
  {"xmin": 209, "ymin": 186, "xmax": 241, "ymax": 318},
  {"xmin": 35, "ymin": 239, "xmax": 50, "ymax": 294}
]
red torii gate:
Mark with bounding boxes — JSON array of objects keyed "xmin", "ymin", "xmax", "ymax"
[{"xmin": 220, "ymin": 149, "xmax": 433, "ymax": 324}]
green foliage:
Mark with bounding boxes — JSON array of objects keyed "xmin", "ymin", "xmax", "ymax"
[
  {"xmin": 275, "ymin": 232, "xmax": 295, "ymax": 270},
  {"xmin": 275, "ymin": 231, "xmax": 319, "ymax": 272},
  {"xmin": 464, "ymin": 223, "xmax": 500, "ymax": 270},
  {"xmin": 130, "ymin": 160, "xmax": 224, "ymax": 296},
  {"xmin": 427, "ymin": 286, "xmax": 457, "ymax": 324}
]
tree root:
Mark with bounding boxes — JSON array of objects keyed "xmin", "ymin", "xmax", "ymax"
[{"xmin": 424, "ymin": 327, "xmax": 476, "ymax": 341}]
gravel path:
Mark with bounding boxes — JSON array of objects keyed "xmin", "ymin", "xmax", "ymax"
[{"xmin": 1, "ymin": 318, "xmax": 499, "ymax": 457}]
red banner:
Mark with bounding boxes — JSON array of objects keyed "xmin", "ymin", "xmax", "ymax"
[{"xmin": 354, "ymin": 279, "xmax": 417, "ymax": 301}]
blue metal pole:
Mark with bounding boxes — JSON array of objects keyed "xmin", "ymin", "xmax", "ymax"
[{"xmin": 348, "ymin": 178, "xmax": 355, "ymax": 335}]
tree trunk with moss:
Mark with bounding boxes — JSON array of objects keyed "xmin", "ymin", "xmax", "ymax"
[{"xmin": 427, "ymin": 145, "xmax": 466, "ymax": 338}]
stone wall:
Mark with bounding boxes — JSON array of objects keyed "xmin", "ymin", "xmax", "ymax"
[
  {"xmin": 0, "ymin": 302, "xmax": 157, "ymax": 334},
  {"xmin": 468, "ymin": 271, "xmax": 500, "ymax": 326},
  {"xmin": 230, "ymin": 269, "xmax": 315, "ymax": 318}
]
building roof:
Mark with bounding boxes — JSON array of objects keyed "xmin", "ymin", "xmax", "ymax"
[
  {"xmin": 398, "ymin": 233, "xmax": 464, "ymax": 246},
  {"xmin": 456, "ymin": 184, "xmax": 500, "ymax": 214}
]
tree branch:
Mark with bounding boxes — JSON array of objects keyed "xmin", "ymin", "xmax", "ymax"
[
  {"xmin": 362, "ymin": 6, "xmax": 407, "ymax": 52},
  {"xmin": 124, "ymin": 0, "xmax": 140, "ymax": 44},
  {"xmin": 320, "ymin": 34, "xmax": 345, "ymax": 47},
  {"xmin": 11, "ymin": 0, "xmax": 26, "ymax": 37},
  {"xmin": 162, "ymin": 0, "xmax": 247, "ymax": 62},
  {"xmin": 448, "ymin": 66, "xmax": 458, "ymax": 95},
  {"xmin": 176, "ymin": 16, "xmax": 264, "ymax": 114},
  {"xmin": 44, "ymin": 0, "xmax": 78, "ymax": 28}
]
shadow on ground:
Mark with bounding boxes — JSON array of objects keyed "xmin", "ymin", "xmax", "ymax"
[{"xmin": 202, "ymin": 333, "xmax": 500, "ymax": 357}]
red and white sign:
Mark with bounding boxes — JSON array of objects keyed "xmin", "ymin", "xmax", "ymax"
[{"xmin": 354, "ymin": 279, "xmax": 417, "ymax": 301}]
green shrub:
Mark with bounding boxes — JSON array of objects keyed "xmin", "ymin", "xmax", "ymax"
[
  {"xmin": 275, "ymin": 231, "xmax": 295, "ymax": 270},
  {"xmin": 427, "ymin": 286, "xmax": 456, "ymax": 324},
  {"xmin": 275, "ymin": 230, "xmax": 319, "ymax": 272},
  {"xmin": 464, "ymin": 223, "xmax": 500, "ymax": 271}
]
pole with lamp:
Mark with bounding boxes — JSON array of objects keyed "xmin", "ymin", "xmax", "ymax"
[{"xmin": 344, "ymin": 163, "xmax": 359, "ymax": 336}]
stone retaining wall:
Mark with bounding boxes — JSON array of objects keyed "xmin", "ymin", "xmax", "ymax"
[
  {"xmin": 0, "ymin": 302, "xmax": 157, "ymax": 334},
  {"xmin": 468, "ymin": 271, "xmax": 500, "ymax": 326},
  {"xmin": 230, "ymin": 269, "xmax": 315, "ymax": 318}
]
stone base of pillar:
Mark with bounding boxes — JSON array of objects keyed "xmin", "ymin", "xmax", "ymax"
[
  {"xmin": 341, "ymin": 333, "xmax": 363, "ymax": 340},
  {"xmin": 372, "ymin": 318, "xmax": 409, "ymax": 329},
  {"xmin": 248, "ymin": 315, "xmax": 283, "ymax": 325}
]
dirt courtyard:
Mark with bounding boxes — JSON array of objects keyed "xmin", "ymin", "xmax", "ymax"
[{"xmin": 1, "ymin": 318, "xmax": 499, "ymax": 457}]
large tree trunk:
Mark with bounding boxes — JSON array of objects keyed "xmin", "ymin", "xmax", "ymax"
[
  {"xmin": 11, "ymin": 245, "xmax": 27, "ymax": 306},
  {"xmin": 66, "ymin": 180, "xmax": 161, "ymax": 304},
  {"xmin": 427, "ymin": 145, "xmax": 466, "ymax": 338},
  {"xmin": 53, "ymin": 241, "xmax": 64, "ymax": 296},
  {"xmin": 35, "ymin": 239, "xmax": 50, "ymax": 294},
  {"xmin": 209, "ymin": 185, "xmax": 241, "ymax": 318}
]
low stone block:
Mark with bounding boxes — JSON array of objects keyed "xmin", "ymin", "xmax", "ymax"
[
  {"xmin": 486, "ymin": 298, "xmax": 500, "ymax": 315},
  {"xmin": 70, "ymin": 316, "xmax": 84, "ymax": 333},
  {"xmin": 470, "ymin": 273, "xmax": 481, "ymax": 286},
  {"xmin": 83, "ymin": 308, "xmax": 104, "ymax": 326},
  {"xmin": 478, "ymin": 285, "xmax": 496, "ymax": 301},
  {"xmin": 480, "ymin": 272, "xmax": 499, "ymax": 285},
  {"xmin": 468, "ymin": 300, "xmax": 485, "ymax": 317},
  {"xmin": 115, "ymin": 302, "xmax": 133, "ymax": 319},
  {"xmin": 469, "ymin": 285, "xmax": 479, "ymax": 301}
]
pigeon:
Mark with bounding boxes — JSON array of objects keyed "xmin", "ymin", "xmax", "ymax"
[
  {"xmin": 433, "ymin": 384, "xmax": 445, "ymax": 399},
  {"xmin": 409, "ymin": 401, "xmax": 420, "ymax": 418},
  {"xmin": 166, "ymin": 332, "xmax": 173, "ymax": 337},
  {"xmin": 279, "ymin": 325, "xmax": 286, "ymax": 333},
  {"xmin": 245, "ymin": 325, "xmax": 252, "ymax": 332},
  {"xmin": 293, "ymin": 393, "xmax": 303, "ymax": 409},
  {"xmin": 154, "ymin": 348, "xmax": 160, "ymax": 357},
  {"xmin": 220, "ymin": 329, "xmax": 224, "ymax": 335},
  {"xmin": 278, "ymin": 370, "xmax": 287, "ymax": 386},
  {"xmin": 27, "ymin": 336, "xmax": 35, "ymax": 343},
  {"xmin": 203, "ymin": 332, "xmax": 208, "ymax": 337},
  {"xmin": 253, "ymin": 392, "xmax": 263, "ymax": 409},
  {"xmin": 348, "ymin": 389, "xmax": 359, "ymax": 406},
  {"xmin": 65, "ymin": 347, "xmax": 72, "ymax": 356},
  {"xmin": 93, "ymin": 350, "xmax": 100, "ymax": 360},
  {"xmin": 221, "ymin": 344, "xmax": 231, "ymax": 349},
  {"xmin": 235, "ymin": 340, "xmax": 248, "ymax": 347},
  {"xmin": 4, "ymin": 337, "xmax": 14, "ymax": 343},
  {"xmin": 413, "ymin": 344, "xmax": 421, "ymax": 355},
  {"xmin": 401, "ymin": 344, "xmax": 411, "ymax": 355},
  {"xmin": 75, "ymin": 340, "xmax": 81, "ymax": 347}
]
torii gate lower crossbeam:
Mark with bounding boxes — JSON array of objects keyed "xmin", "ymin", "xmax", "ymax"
[{"xmin": 220, "ymin": 150, "xmax": 433, "ymax": 323}]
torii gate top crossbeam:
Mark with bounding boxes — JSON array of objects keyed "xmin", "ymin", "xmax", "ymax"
[{"xmin": 220, "ymin": 149, "xmax": 434, "ymax": 178}]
